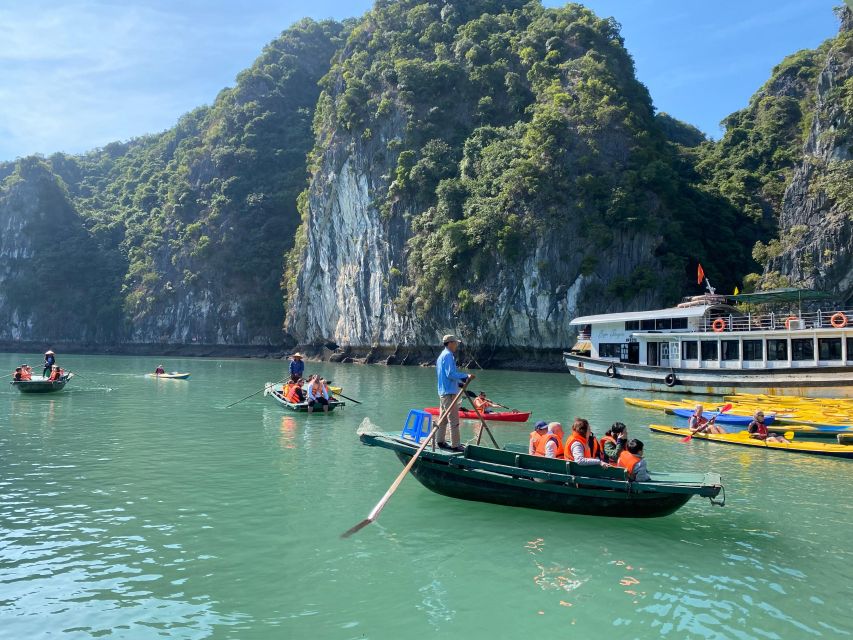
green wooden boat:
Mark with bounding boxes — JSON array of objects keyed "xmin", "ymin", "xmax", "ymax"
[
  {"xmin": 268, "ymin": 389, "xmax": 344, "ymax": 413},
  {"xmin": 359, "ymin": 423, "xmax": 724, "ymax": 518},
  {"xmin": 10, "ymin": 373, "xmax": 73, "ymax": 394}
]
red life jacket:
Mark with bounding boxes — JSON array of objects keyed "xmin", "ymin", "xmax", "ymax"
[
  {"xmin": 751, "ymin": 421, "xmax": 768, "ymax": 437},
  {"xmin": 534, "ymin": 433, "xmax": 564, "ymax": 458},
  {"xmin": 565, "ymin": 432, "xmax": 591, "ymax": 461},
  {"xmin": 617, "ymin": 451, "xmax": 642, "ymax": 477}
]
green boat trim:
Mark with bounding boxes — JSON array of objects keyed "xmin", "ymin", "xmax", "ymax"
[{"xmin": 358, "ymin": 421, "xmax": 724, "ymax": 518}]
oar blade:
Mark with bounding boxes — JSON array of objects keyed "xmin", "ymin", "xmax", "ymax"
[
  {"xmin": 680, "ymin": 435, "xmax": 693, "ymax": 443},
  {"xmin": 341, "ymin": 518, "xmax": 372, "ymax": 539}
]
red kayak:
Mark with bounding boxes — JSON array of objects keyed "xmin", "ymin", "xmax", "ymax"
[{"xmin": 423, "ymin": 407, "xmax": 531, "ymax": 423}]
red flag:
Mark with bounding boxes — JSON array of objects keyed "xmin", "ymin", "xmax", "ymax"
[{"xmin": 697, "ymin": 263, "xmax": 705, "ymax": 285}]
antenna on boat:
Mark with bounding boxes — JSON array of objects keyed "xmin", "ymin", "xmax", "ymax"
[{"xmin": 704, "ymin": 277, "xmax": 716, "ymax": 295}]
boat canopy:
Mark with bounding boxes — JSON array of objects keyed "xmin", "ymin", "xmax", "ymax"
[
  {"xmin": 729, "ymin": 287, "xmax": 833, "ymax": 305},
  {"xmin": 570, "ymin": 304, "xmax": 735, "ymax": 326}
]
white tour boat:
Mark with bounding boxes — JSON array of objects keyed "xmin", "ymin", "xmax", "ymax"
[{"xmin": 564, "ymin": 289, "xmax": 853, "ymax": 398}]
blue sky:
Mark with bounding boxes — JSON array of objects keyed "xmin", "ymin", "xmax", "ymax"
[{"xmin": 0, "ymin": 0, "xmax": 843, "ymax": 161}]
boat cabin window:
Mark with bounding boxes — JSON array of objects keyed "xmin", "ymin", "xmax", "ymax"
[
  {"xmin": 743, "ymin": 339, "xmax": 763, "ymax": 361},
  {"xmin": 655, "ymin": 318, "xmax": 672, "ymax": 330},
  {"xmin": 671, "ymin": 317, "xmax": 688, "ymax": 330},
  {"xmin": 640, "ymin": 319, "xmax": 655, "ymax": 330},
  {"xmin": 598, "ymin": 343, "xmax": 622, "ymax": 359},
  {"xmin": 791, "ymin": 338, "xmax": 814, "ymax": 361},
  {"xmin": 818, "ymin": 337, "xmax": 842, "ymax": 360},
  {"xmin": 848, "ymin": 338, "xmax": 853, "ymax": 360},
  {"xmin": 701, "ymin": 340, "xmax": 718, "ymax": 361},
  {"xmin": 721, "ymin": 340, "xmax": 740, "ymax": 361},
  {"xmin": 625, "ymin": 320, "xmax": 640, "ymax": 330},
  {"xmin": 682, "ymin": 340, "xmax": 698, "ymax": 360},
  {"xmin": 767, "ymin": 339, "xmax": 788, "ymax": 361}
]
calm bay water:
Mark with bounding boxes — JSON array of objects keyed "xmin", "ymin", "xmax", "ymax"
[{"xmin": 1, "ymin": 353, "xmax": 852, "ymax": 639}]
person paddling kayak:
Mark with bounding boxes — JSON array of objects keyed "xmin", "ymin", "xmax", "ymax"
[
  {"xmin": 473, "ymin": 391, "xmax": 498, "ymax": 414},
  {"xmin": 747, "ymin": 411, "xmax": 789, "ymax": 443},
  {"xmin": 688, "ymin": 404, "xmax": 726, "ymax": 435}
]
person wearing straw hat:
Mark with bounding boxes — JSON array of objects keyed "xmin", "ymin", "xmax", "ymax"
[
  {"xmin": 435, "ymin": 334, "xmax": 470, "ymax": 452},
  {"xmin": 289, "ymin": 352, "xmax": 305, "ymax": 382},
  {"xmin": 43, "ymin": 350, "xmax": 56, "ymax": 377}
]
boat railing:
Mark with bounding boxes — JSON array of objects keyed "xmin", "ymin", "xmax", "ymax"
[{"xmin": 698, "ymin": 309, "xmax": 853, "ymax": 332}]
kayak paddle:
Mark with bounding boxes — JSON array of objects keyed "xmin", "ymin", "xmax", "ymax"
[{"xmin": 681, "ymin": 403, "xmax": 733, "ymax": 442}]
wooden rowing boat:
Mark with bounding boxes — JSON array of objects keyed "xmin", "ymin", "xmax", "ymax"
[
  {"xmin": 359, "ymin": 424, "xmax": 724, "ymax": 517},
  {"xmin": 268, "ymin": 389, "xmax": 344, "ymax": 413},
  {"xmin": 649, "ymin": 424, "xmax": 853, "ymax": 459},
  {"xmin": 10, "ymin": 373, "xmax": 72, "ymax": 394}
]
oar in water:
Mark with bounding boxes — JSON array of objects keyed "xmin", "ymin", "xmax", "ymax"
[
  {"xmin": 682, "ymin": 403, "xmax": 733, "ymax": 443},
  {"xmin": 341, "ymin": 376, "xmax": 474, "ymax": 538},
  {"xmin": 336, "ymin": 392, "xmax": 362, "ymax": 405},
  {"xmin": 226, "ymin": 378, "xmax": 287, "ymax": 409}
]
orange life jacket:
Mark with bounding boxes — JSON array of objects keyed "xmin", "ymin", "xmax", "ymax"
[
  {"xmin": 529, "ymin": 430, "xmax": 543, "ymax": 454},
  {"xmin": 565, "ymin": 432, "xmax": 591, "ymax": 460},
  {"xmin": 474, "ymin": 397, "xmax": 488, "ymax": 411},
  {"xmin": 21, "ymin": 371, "xmax": 32, "ymax": 381},
  {"xmin": 284, "ymin": 383, "xmax": 301, "ymax": 403},
  {"xmin": 534, "ymin": 433, "xmax": 564, "ymax": 458},
  {"xmin": 617, "ymin": 451, "xmax": 642, "ymax": 477},
  {"xmin": 589, "ymin": 435, "xmax": 602, "ymax": 459},
  {"xmin": 48, "ymin": 370, "xmax": 60, "ymax": 381},
  {"xmin": 599, "ymin": 435, "xmax": 617, "ymax": 460}
]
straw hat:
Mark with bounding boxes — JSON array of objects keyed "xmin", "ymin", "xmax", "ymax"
[
  {"xmin": 45, "ymin": 350, "xmax": 55, "ymax": 355},
  {"xmin": 441, "ymin": 334, "xmax": 461, "ymax": 344},
  {"xmin": 291, "ymin": 352, "xmax": 304, "ymax": 359}
]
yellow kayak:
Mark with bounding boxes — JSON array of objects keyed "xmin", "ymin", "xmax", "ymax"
[{"xmin": 649, "ymin": 424, "xmax": 853, "ymax": 459}]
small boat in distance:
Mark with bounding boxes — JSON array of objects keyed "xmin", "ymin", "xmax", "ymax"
[
  {"xmin": 358, "ymin": 421, "xmax": 724, "ymax": 518},
  {"xmin": 147, "ymin": 372, "xmax": 190, "ymax": 380},
  {"xmin": 11, "ymin": 373, "xmax": 73, "ymax": 394},
  {"xmin": 423, "ymin": 407, "xmax": 531, "ymax": 422}
]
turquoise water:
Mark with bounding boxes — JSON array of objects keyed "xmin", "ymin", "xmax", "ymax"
[{"xmin": 1, "ymin": 354, "xmax": 852, "ymax": 639}]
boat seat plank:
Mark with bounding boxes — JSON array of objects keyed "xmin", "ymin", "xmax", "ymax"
[{"xmin": 569, "ymin": 461, "xmax": 627, "ymax": 480}]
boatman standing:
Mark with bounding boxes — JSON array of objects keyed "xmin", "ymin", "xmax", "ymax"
[
  {"xmin": 289, "ymin": 352, "xmax": 305, "ymax": 382},
  {"xmin": 435, "ymin": 334, "xmax": 470, "ymax": 452}
]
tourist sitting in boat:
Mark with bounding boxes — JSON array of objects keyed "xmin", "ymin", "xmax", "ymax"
[
  {"xmin": 747, "ymin": 411, "xmax": 789, "ymax": 443},
  {"xmin": 687, "ymin": 404, "xmax": 726, "ymax": 435},
  {"xmin": 533, "ymin": 422, "xmax": 564, "ymax": 458},
  {"xmin": 155, "ymin": 365, "xmax": 165, "ymax": 375},
  {"xmin": 282, "ymin": 380, "xmax": 304, "ymax": 403},
  {"xmin": 599, "ymin": 422, "xmax": 628, "ymax": 463},
  {"xmin": 319, "ymin": 377, "xmax": 333, "ymax": 399},
  {"xmin": 20, "ymin": 365, "xmax": 32, "ymax": 381},
  {"xmin": 48, "ymin": 366, "xmax": 62, "ymax": 381},
  {"xmin": 617, "ymin": 439, "xmax": 651, "ymax": 481},
  {"xmin": 307, "ymin": 377, "xmax": 330, "ymax": 413},
  {"xmin": 587, "ymin": 424, "xmax": 603, "ymax": 460},
  {"xmin": 529, "ymin": 421, "xmax": 549, "ymax": 455},
  {"xmin": 473, "ymin": 392, "xmax": 497, "ymax": 414},
  {"xmin": 565, "ymin": 418, "xmax": 610, "ymax": 466},
  {"xmin": 13, "ymin": 367, "xmax": 22, "ymax": 381},
  {"xmin": 289, "ymin": 353, "xmax": 305, "ymax": 382}
]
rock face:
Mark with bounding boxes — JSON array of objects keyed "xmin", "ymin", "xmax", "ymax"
[
  {"xmin": 285, "ymin": 0, "xmax": 754, "ymax": 356},
  {"xmin": 764, "ymin": 7, "xmax": 853, "ymax": 300}
]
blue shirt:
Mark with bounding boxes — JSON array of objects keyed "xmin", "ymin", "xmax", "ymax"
[
  {"xmin": 436, "ymin": 347, "xmax": 467, "ymax": 396},
  {"xmin": 289, "ymin": 359, "xmax": 304, "ymax": 377}
]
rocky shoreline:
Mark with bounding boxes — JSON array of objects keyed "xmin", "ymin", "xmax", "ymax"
[{"xmin": 0, "ymin": 341, "xmax": 570, "ymax": 372}]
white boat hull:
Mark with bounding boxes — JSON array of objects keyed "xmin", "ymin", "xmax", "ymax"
[{"xmin": 564, "ymin": 354, "xmax": 853, "ymax": 398}]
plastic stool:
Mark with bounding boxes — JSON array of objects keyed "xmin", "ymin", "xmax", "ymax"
[{"xmin": 401, "ymin": 409, "xmax": 433, "ymax": 443}]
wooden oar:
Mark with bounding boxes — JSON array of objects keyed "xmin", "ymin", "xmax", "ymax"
[
  {"xmin": 225, "ymin": 378, "xmax": 287, "ymax": 409},
  {"xmin": 465, "ymin": 394, "xmax": 501, "ymax": 448},
  {"xmin": 336, "ymin": 392, "xmax": 362, "ymax": 405},
  {"xmin": 341, "ymin": 376, "xmax": 474, "ymax": 538},
  {"xmin": 682, "ymin": 403, "xmax": 733, "ymax": 442}
]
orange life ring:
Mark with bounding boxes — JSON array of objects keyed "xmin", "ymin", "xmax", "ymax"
[
  {"xmin": 712, "ymin": 318, "xmax": 726, "ymax": 333},
  {"xmin": 831, "ymin": 312, "xmax": 848, "ymax": 328},
  {"xmin": 784, "ymin": 316, "xmax": 799, "ymax": 330}
]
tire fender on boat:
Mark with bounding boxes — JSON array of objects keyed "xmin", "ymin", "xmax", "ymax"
[
  {"xmin": 665, "ymin": 373, "xmax": 677, "ymax": 387},
  {"xmin": 606, "ymin": 364, "xmax": 617, "ymax": 378}
]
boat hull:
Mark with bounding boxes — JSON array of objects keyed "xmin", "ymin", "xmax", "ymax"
[
  {"xmin": 148, "ymin": 373, "xmax": 190, "ymax": 380},
  {"xmin": 566, "ymin": 353, "xmax": 853, "ymax": 398},
  {"xmin": 423, "ymin": 407, "xmax": 531, "ymax": 422},
  {"xmin": 10, "ymin": 376, "xmax": 68, "ymax": 394},
  {"xmin": 360, "ymin": 431, "xmax": 723, "ymax": 518},
  {"xmin": 269, "ymin": 391, "xmax": 343, "ymax": 412}
]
